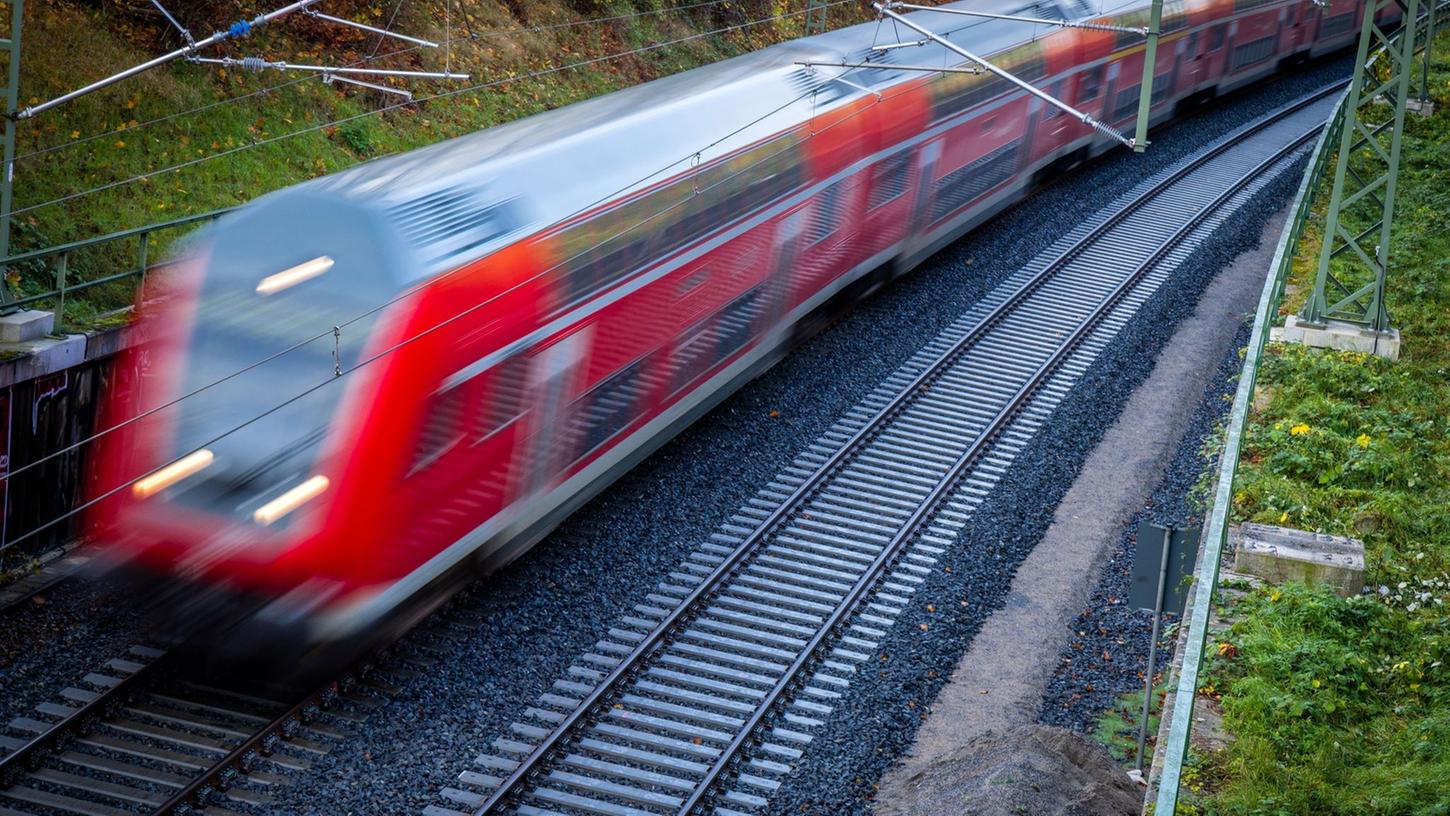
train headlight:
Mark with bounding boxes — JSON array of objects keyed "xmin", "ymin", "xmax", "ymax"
[
  {"xmin": 253, "ymin": 475, "xmax": 330, "ymax": 526},
  {"xmin": 256, "ymin": 256, "xmax": 334, "ymax": 295},
  {"xmin": 132, "ymin": 449, "xmax": 214, "ymax": 498}
]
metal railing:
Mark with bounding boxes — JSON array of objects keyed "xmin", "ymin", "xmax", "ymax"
[
  {"xmin": 1151, "ymin": 5, "xmax": 1444, "ymax": 812},
  {"xmin": 0, "ymin": 207, "xmax": 231, "ymax": 328}
]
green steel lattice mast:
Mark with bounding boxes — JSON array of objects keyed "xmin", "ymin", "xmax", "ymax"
[{"xmin": 1300, "ymin": 0, "xmax": 1421, "ymax": 332}]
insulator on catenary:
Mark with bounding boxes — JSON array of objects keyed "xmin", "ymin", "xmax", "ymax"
[{"xmin": 241, "ymin": 56, "xmax": 270, "ymax": 73}]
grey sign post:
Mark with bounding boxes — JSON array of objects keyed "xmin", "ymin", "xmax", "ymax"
[{"xmin": 1129, "ymin": 522, "xmax": 1200, "ymax": 771}]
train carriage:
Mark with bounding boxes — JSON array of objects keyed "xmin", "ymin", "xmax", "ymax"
[{"xmin": 90, "ymin": 0, "xmax": 1369, "ymax": 666}]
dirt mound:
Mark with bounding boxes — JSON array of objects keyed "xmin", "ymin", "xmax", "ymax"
[{"xmin": 875, "ymin": 724, "xmax": 1143, "ymax": 816}]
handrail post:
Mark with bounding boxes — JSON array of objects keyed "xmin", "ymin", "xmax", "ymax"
[
  {"xmin": 53, "ymin": 252, "xmax": 67, "ymax": 332},
  {"xmin": 138, "ymin": 231, "xmax": 150, "ymax": 298},
  {"xmin": 0, "ymin": 0, "xmax": 24, "ymax": 310}
]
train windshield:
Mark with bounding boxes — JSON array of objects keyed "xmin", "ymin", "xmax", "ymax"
[{"xmin": 166, "ymin": 195, "xmax": 395, "ymax": 522}]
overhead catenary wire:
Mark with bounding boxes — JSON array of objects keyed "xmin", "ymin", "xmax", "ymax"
[
  {"xmin": 0, "ymin": 0, "xmax": 866, "ymax": 495},
  {"xmin": 11, "ymin": 1, "xmax": 855, "ymax": 220},
  {"xmin": 0, "ymin": 33, "xmax": 903, "ymax": 550},
  {"xmin": 4, "ymin": 0, "xmax": 1092, "ymax": 551},
  {"xmin": 1, "ymin": 0, "xmax": 1020, "ymax": 498},
  {"xmin": 15, "ymin": 0, "xmax": 747, "ymax": 164},
  {"xmin": 7, "ymin": 0, "xmax": 1050, "ymax": 541},
  {"xmin": 16, "ymin": 0, "xmax": 327, "ymax": 120}
]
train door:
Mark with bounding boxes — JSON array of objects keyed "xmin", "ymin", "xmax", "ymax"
[
  {"xmin": 522, "ymin": 327, "xmax": 592, "ymax": 497},
  {"xmin": 1181, "ymin": 29, "xmax": 1206, "ymax": 94},
  {"xmin": 908, "ymin": 140, "xmax": 944, "ymax": 237},
  {"xmin": 769, "ymin": 209, "xmax": 809, "ymax": 324},
  {"xmin": 1099, "ymin": 62, "xmax": 1123, "ymax": 148}
]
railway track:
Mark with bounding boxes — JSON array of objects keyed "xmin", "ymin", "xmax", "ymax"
[
  {"xmin": 426, "ymin": 84, "xmax": 1346, "ymax": 816},
  {"xmin": 0, "ymin": 643, "xmax": 384, "ymax": 816}
]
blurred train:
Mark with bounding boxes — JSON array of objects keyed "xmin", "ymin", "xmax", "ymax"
[{"xmin": 90, "ymin": 0, "xmax": 1371, "ymax": 667}]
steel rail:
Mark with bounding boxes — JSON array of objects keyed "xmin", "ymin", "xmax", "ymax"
[
  {"xmin": 0, "ymin": 655, "xmax": 173, "ymax": 787},
  {"xmin": 152, "ymin": 664, "xmax": 370, "ymax": 814},
  {"xmin": 473, "ymin": 80, "xmax": 1346, "ymax": 816},
  {"xmin": 0, "ymin": 646, "xmax": 380, "ymax": 813}
]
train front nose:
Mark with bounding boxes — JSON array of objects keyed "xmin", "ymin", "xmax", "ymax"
[{"xmin": 88, "ymin": 191, "xmax": 400, "ymax": 664}]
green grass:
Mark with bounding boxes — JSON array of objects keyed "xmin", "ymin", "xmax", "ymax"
[
  {"xmin": 1188, "ymin": 28, "xmax": 1450, "ymax": 816},
  {"xmin": 1092, "ymin": 681, "xmax": 1171, "ymax": 766},
  {"xmin": 13, "ymin": 1, "xmax": 869, "ymax": 328}
]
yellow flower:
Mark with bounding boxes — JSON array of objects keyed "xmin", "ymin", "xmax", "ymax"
[
  {"xmin": 1356, "ymin": 433, "xmax": 1371, "ymax": 448},
  {"xmin": 1290, "ymin": 423, "xmax": 1311, "ymax": 436},
  {"xmin": 114, "ymin": 140, "xmax": 125, "ymax": 148},
  {"xmin": 1312, "ymin": 678, "xmax": 1321, "ymax": 688},
  {"xmin": 69, "ymin": 130, "xmax": 79, "ymax": 139},
  {"xmin": 1279, "ymin": 511, "xmax": 1289, "ymax": 524}
]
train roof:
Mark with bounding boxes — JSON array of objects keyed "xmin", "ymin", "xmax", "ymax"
[{"xmin": 223, "ymin": 0, "xmax": 1112, "ymax": 283}]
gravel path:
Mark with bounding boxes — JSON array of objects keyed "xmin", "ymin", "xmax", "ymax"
[
  {"xmin": 873, "ymin": 203, "xmax": 1284, "ymax": 803},
  {"xmin": 1035, "ymin": 319, "xmax": 1258, "ymax": 736},
  {"xmin": 0, "ymin": 57, "xmax": 1350, "ymax": 816}
]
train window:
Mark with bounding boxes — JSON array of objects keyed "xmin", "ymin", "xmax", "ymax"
[
  {"xmin": 809, "ymin": 182, "xmax": 844, "ymax": 245},
  {"xmin": 930, "ymin": 141, "xmax": 1021, "ymax": 224},
  {"xmin": 1188, "ymin": 31, "xmax": 1200, "ymax": 59},
  {"xmin": 553, "ymin": 135, "xmax": 804, "ymax": 314},
  {"xmin": 1163, "ymin": 1, "xmax": 1189, "ymax": 32},
  {"xmin": 1044, "ymin": 83, "xmax": 1063, "ymax": 119},
  {"xmin": 477, "ymin": 354, "xmax": 531, "ymax": 442},
  {"xmin": 933, "ymin": 42, "xmax": 1043, "ymax": 120},
  {"xmin": 1078, "ymin": 67, "xmax": 1102, "ymax": 102},
  {"xmin": 1232, "ymin": 36, "xmax": 1276, "ymax": 70},
  {"xmin": 574, "ymin": 355, "xmax": 653, "ymax": 461},
  {"xmin": 670, "ymin": 316, "xmax": 718, "ymax": 395},
  {"xmin": 1320, "ymin": 11, "xmax": 1356, "ymax": 36},
  {"xmin": 410, "ymin": 384, "xmax": 471, "ymax": 476},
  {"xmin": 1113, "ymin": 85, "xmax": 1142, "ymax": 121},
  {"xmin": 1114, "ymin": 9, "xmax": 1153, "ymax": 48},
  {"xmin": 1209, "ymin": 25, "xmax": 1225, "ymax": 51},
  {"xmin": 868, "ymin": 153, "xmax": 911, "ymax": 210},
  {"xmin": 1151, "ymin": 72, "xmax": 1173, "ymax": 105},
  {"xmin": 716, "ymin": 285, "xmax": 767, "ymax": 364}
]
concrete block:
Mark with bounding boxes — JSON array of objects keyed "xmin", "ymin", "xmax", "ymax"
[
  {"xmin": 0, "ymin": 334, "xmax": 87, "ymax": 389},
  {"xmin": 1271, "ymin": 315, "xmax": 1400, "ymax": 361},
  {"xmin": 1232, "ymin": 523, "xmax": 1365, "ymax": 597},
  {"xmin": 0, "ymin": 309, "xmax": 54, "ymax": 343},
  {"xmin": 1408, "ymin": 98, "xmax": 1436, "ymax": 117}
]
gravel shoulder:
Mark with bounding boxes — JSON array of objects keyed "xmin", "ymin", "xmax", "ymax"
[{"xmin": 874, "ymin": 204, "xmax": 1288, "ymax": 808}]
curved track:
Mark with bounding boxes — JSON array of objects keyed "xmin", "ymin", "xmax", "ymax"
[{"xmin": 434, "ymin": 84, "xmax": 1345, "ymax": 816}]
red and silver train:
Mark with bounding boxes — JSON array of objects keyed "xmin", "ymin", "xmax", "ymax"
[{"xmin": 90, "ymin": 0, "xmax": 1368, "ymax": 664}]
